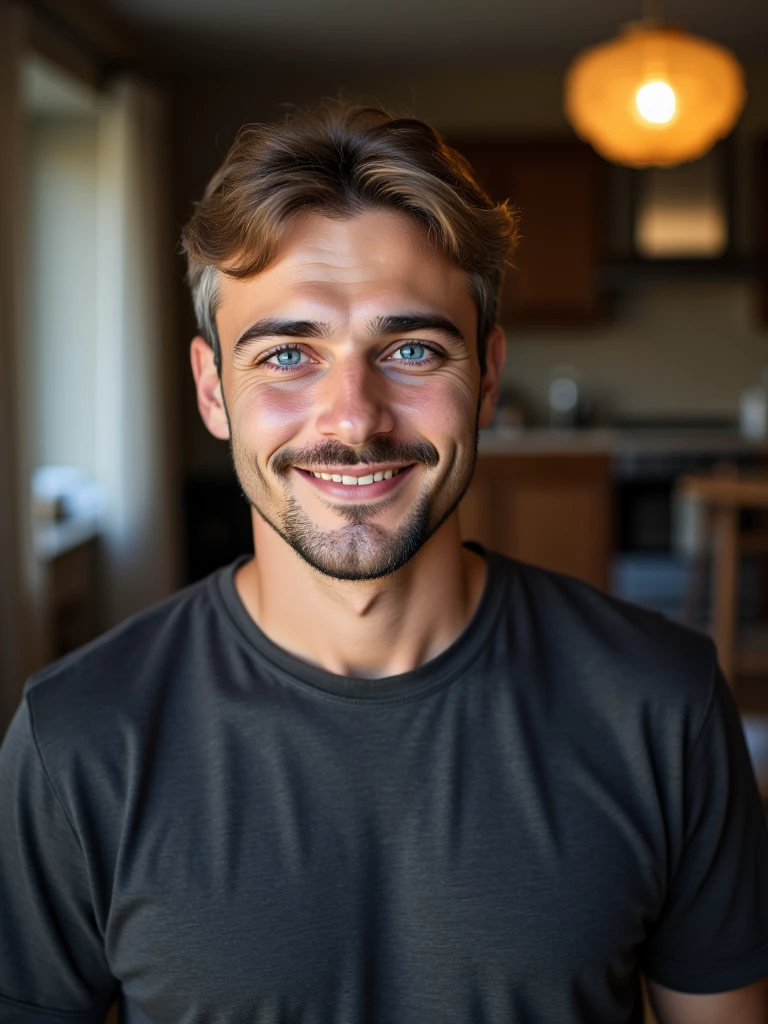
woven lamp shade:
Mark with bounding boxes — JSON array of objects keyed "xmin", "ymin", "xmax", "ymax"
[{"xmin": 564, "ymin": 24, "xmax": 747, "ymax": 168}]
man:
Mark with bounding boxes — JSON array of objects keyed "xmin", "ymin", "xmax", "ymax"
[{"xmin": 1, "ymin": 102, "xmax": 767, "ymax": 1024}]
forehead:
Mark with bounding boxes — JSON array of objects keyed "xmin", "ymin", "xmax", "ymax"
[{"xmin": 215, "ymin": 209, "xmax": 476, "ymax": 338}]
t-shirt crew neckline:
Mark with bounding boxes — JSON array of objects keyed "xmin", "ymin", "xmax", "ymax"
[{"xmin": 211, "ymin": 542, "xmax": 508, "ymax": 705}]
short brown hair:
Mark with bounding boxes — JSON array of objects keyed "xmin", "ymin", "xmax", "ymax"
[{"xmin": 182, "ymin": 100, "xmax": 518, "ymax": 374}]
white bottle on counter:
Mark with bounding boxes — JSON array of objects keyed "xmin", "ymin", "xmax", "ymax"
[
  {"xmin": 738, "ymin": 367, "xmax": 768, "ymax": 439},
  {"xmin": 548, "ymin": 363, "xmax": 581, "ymax": 430}
]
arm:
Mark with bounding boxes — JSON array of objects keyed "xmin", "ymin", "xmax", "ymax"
[
  {"xmin": 647, "ymin": 976, "xmax": 768, "ymax": 1024},
  {"xmin": 639, "ymin": 657, "xmax": 768, "ymax": 1008},
  {"xmin": 0, "ymin": 697, "xmax": 117, "ymax": 1021}
]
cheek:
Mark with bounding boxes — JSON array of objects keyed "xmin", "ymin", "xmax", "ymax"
[
  {"xmin": 394, "ymin": 375, "xmax": 478, "ymax": 441},
  {"xmin": 231, "ymin": 379, "xmax": 317, "ymax": 451}
]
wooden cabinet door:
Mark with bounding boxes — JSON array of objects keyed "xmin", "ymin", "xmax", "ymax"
[
  {"xmin": 449, "ymin": 138, "xmax": 606, "ymax": 325},
  {"xmin": 460, "ymin": 454, "xmax": 614, "ymax": 590}
]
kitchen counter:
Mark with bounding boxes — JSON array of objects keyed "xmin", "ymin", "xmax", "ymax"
[{"xmin": 469, "ymin": 427, "xmax": 768, "ymax": 616}]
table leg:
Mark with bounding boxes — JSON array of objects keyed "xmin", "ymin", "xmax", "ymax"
[{"xmin": 711, "ymin": 504, "xmax": 739, "ymax": 686}]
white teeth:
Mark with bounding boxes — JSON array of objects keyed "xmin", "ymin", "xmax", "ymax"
[{"xmin": 309, "ymin": 467, "xmax": 405, "ymax": 485}]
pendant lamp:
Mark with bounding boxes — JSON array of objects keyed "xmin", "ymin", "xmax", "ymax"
[{"xmin": 564, "ymin": 5, "xmax": 747, "ymax": 168}]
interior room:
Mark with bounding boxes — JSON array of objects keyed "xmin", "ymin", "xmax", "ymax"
[{"xmin": 1, "ymin": 1, "xmax": 768, "ymax": 1021}]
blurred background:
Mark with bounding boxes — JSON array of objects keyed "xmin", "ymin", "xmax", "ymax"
[{"xmin": 2, "ymin": 0, "xmax": 768, "ymax": 759}]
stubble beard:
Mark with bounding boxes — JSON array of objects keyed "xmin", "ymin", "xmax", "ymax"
[{"xmin": 228, "ymin": 426, "xmax": 480, "ymax": 582}]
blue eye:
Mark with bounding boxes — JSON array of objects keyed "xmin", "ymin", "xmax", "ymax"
[
  {"xmin": 396, "ymin": 344, "xmax": 427, "ymax": 361},
  {"xmin": 271, "ymin": 349, "xmax": 303, "ymax": 366}
]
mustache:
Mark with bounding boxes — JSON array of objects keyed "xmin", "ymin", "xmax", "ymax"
[{"xmin": 271, "ymin": 438, "xmax": 440, "ymax": 475}]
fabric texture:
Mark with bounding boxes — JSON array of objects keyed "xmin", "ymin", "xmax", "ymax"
[{"xmin": 1, "ymin": 547, "xmax": 767, "ymax": 1024}]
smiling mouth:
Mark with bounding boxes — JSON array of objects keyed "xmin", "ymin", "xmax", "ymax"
[
  {"xmin": 293, "ymin": 463, "xmax": 415, "ymax": 493},
  {"xmin": 304, "ymin": 465, "xmax": 409, "ymax": 486}
]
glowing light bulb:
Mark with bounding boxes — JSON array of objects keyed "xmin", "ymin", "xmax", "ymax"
[
  {"xmin": 635, "ymin": 80, "xmax": 676, "ymax": 124},
  {"xmin": 565, "ymin": 25, "xmax": 747, "ymax": 166}
]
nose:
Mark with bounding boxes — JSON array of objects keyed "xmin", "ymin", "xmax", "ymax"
[{"xmin": 314, "ymin": 355, "xmax": 395, "ymax": 447}]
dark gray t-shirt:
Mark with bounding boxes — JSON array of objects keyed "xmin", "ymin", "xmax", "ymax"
[{"xmin": 2, "ymin": 547, "xmax": 768, "ymax": 1024}]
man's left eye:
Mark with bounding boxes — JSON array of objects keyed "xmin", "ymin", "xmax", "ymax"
[{"xmin": 392, "ymin": 344, "xmax": 428, "ymax": 361}]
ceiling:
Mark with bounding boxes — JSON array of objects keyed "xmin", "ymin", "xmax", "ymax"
[{"xmin": 107, "ymin": 0, "xmax": 768, "ymax": 68}]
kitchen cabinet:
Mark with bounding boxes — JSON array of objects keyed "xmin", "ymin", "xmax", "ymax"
[
  {"xmin": 460, "ymin": 452, "xmax": 613, "ymax": 590},
  {"xmin": 449, "ymin": 137, "xmax": 606, "ymax": 326}
]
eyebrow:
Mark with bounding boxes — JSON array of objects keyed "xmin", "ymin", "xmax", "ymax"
[
  {"xmin": 367, "ymin": 313, "xmax": 465, "ymax": 344},
  {"xmin": 233, "ymin": 318, "xmax": 331, "ymax": 357},
  {"xmin": 232, "ymin": 310, "xmax": 465, "ymax": 359}
]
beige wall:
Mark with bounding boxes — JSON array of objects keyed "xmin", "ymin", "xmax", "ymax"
[
  {"xmin": 173, "ymin": 63, "xmax": 768, "ymax": 472},
  {"xmin": 506, "ymin": 280, "xmax": 767, "ymax": 424}
]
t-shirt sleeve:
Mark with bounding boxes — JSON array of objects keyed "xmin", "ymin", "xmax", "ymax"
[
  {"xmin": 640, "ymin": 659, "xmax": 768, "ymax": 994},
  {"xmin": 0, "ymin": 696, "xmax": 118, "ymax": 1023}
]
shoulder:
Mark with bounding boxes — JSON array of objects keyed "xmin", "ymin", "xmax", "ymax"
[
  {"xmin": 492, "ymin": 551, "xmax": 718, "ymax": 736},
  {"xmin": 23, "ymin": 564, "xmax": 231, "ymax": 755}
]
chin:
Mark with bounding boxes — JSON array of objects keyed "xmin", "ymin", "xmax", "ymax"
[
  {"xmin": 278, "ymin": 499, "xmax": 434, "ymax": 581},
  {"xmin": 293, "ymin": 524, "xmax": 427, "ymax": 581}
]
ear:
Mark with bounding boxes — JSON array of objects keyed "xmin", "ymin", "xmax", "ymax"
[
  {"xmin": 478, "ymin": 324, "xmax": 506, "ymax": 430},
  {"xmin": 190, "ymin": 336, "xmax": 230, "ymax": 440}
]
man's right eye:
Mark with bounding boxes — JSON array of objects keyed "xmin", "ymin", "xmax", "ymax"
[{"xmin": 264, "ymin": 347, "xmax": 309, "ymax": 368}]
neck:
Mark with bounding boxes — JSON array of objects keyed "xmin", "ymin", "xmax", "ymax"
[{"xmin": 235, "ymin": 511, "xmax": 487, "ymax": 678}]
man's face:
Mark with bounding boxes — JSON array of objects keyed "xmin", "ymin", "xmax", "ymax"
[{"xmin": 193, "ymin": 209, "xmax": 503, "ymax": 580}]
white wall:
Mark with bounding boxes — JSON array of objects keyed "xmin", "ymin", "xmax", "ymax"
[{"xmin": 27, "ymin": 117, "xmax": 99, "ymax": 475}]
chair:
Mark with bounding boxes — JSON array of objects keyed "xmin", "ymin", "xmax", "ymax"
[
  {"xmin": 677, "ymin": 462, "xmax": 768, "ymax": 687},
  {"xmin": 676, "ymin": 462, "xmax": 768, "ymax": 806}
]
